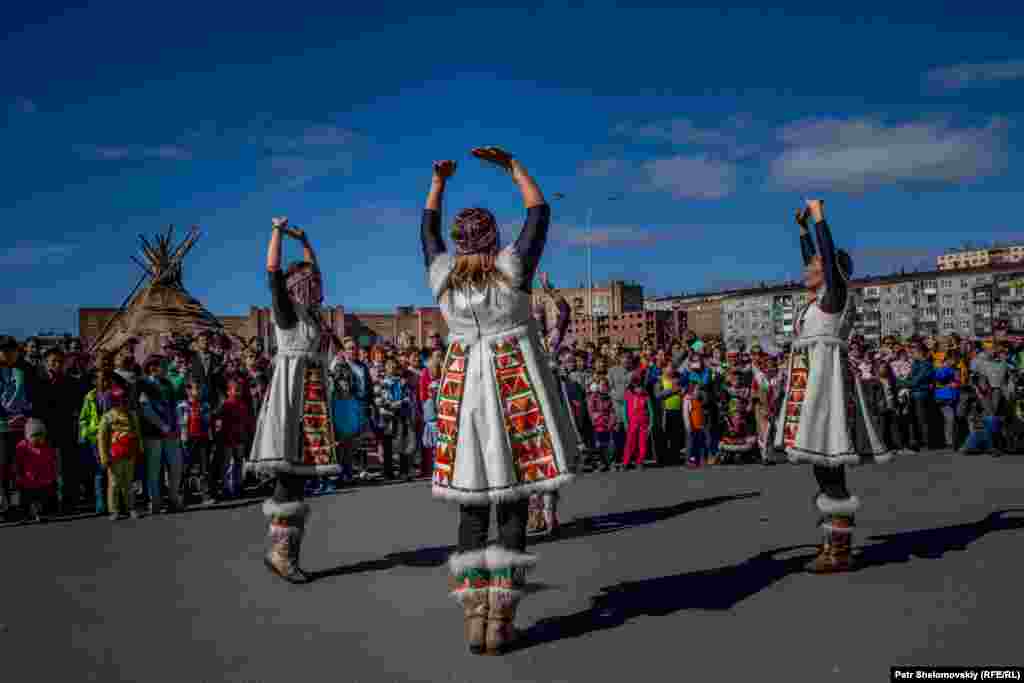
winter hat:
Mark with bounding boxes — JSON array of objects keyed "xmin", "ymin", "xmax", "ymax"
[
  {"xmin": 691, "ymin": 340, "xmax": 704, "ymax": 353},
  {"xmin": 25, "ymin": 418, "xmax": 46, "ymax": 439}
]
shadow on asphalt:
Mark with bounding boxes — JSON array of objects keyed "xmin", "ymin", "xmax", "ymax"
[
  {"xmin": 308, "ymin": 491, "xmax": 761, "ymax": 582},
  {"xmin": 857, "ymin": 508, "xmax": 1024, "ymax": 568},
  {"xmin": 517, "ymin": 508, "xmax": 1024, "ymax": 652}
]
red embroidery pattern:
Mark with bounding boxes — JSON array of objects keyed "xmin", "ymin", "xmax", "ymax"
[
  {"xmin": 433, "ymin": 343, "xmax": 466, "ymax": 488},
  {"xmin": 782, "ymin": 347, "xmax": 810, "ymax": 449},
  {"xmin": 301, "ymin": 362, "xmax": 335, "ymax": 466},
  {"xmin": 492, "ymin": 337, "xmax": 560, "ymax": 484}
]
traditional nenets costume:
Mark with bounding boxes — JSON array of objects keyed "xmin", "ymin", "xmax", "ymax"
[
  {"xmin": 422, "ymin": 151, "xmax": 578, "ymax": 655},
  {"xmin": 774, "ymin": 205, "xmax": 895, "ymax": 573},
  {"xmin": 248, "ymin": 221, "xmax": 340, "ymax": 583},
  {"xmin": 752, "ymin": 353, "xmax": 783, "ymax": 464},
  {"xmin": 527, "ymin": 279, "xmax": 573, "ymax": 536}
]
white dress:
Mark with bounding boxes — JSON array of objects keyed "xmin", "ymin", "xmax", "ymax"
[
  {"xmin": 428, "ymin": 247, "xmax": 578, "ymax": 504},
  {"xmin": 247, "ymin": 302, "xmax": 341, "ymax": 477},
  {"xmin": 774, "ymin": 286, "xmax": 893, "ymax": 466}
]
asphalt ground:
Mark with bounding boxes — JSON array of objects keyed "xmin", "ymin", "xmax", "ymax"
[{"xmin": 3, "ymin": 450, "xmax": 1022, "ymax": 683}]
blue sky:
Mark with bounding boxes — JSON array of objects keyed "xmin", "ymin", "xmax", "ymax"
[{"xmin": 2, "ymin": 2, "xmax": 1022, "ymax": 338}]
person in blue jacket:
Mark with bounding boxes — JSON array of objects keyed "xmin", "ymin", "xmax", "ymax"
[
  {"xmin": 933, "ymin": 351, "xmax": 961, "ymax": 449},
  {"xmin": 899, "ymin": 342, "xmax": 934, "ymax": 451}
]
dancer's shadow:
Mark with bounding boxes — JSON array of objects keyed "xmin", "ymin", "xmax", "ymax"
[
  {"xmin": 309, "ymin": 491, "xmax": 759, "ymax": 582},
  {"xmin": 856, "ymin": 508, "xmax": 1024, "ymax": 568},
  {"xmin": 529, "ymin": 491, "xmax": 761, "ymax": 547},
  {"xmin": 518, "ymin": 508, "xmax": 1024, "ymax": 651}
]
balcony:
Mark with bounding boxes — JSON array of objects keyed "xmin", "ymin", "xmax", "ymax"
[{"xmin": 862, "ymin": 290, "xmax": 880, "ymax": 301}]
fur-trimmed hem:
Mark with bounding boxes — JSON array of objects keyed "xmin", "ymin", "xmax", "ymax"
[
  {"xmin": 786, "ymin": 447, "xmax": 897, "ymax": 467},
  {"xmin": 815, "ymin": 494, "xmax": 861, "ymax": 515},
  {"xmin": 448, "ymin": 546, "xmax": 538, "ymax": 575},
  {"xmin": 449, "ymin": 548, "xmax": 490, "ymax": 575},
  {"xmin": 247, "ymin": 460, "xmax": 343, "ymax": 477},
  {"xmin": 821, "ymin": 522, "xmax": 855, "ymax": 534},
  {"xmin": 432, "ymin": 472, "xmax": 575, "ymax": 505},
  {"xmin": 263, "ymin": 499, "xmax": 311, "ymax": 520},
  {"xmin": 483, "ymin": 546, "xmax": 537, "ymax": 572},
  {"xmin": 719, "ymin": 441, "xmax": 757, "ymax": 452}
]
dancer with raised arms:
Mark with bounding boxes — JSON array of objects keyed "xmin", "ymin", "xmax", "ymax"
[
  {"xmin": 421, "ymin": 148, "xmax": 578, "ymax": 655},
  {"xmin": 775, "ymin": 200, "xmax": 894, "ymax": 574},
  {"xmin": 248, "ymin": 219, "xmax": 340, "ymax": 584}
]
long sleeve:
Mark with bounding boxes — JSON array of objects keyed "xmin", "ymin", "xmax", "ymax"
[
  {"xmin": 421, "ymin": 209, "xmax": 447, "ymax": 269},
  {"xmin": 139, "ymin": 393, "xmax": 169, "ymax": 433},
  {"xmin": 511, "ymin": 204, "xmax": 551, "ymax": 293},
  {"xmin": 267, "ymin": 270, "xmax": 298, "ymax": 330},
  {"xmin": 548, "ymin": 295, "xmax": 571, "ymax": 356},
  {"xmin": 800, "ymin": 229, "xmax": 816, "ymax": 266},
  {"xmin": 814, "ymin": 220, "xmax": 847, "ymax": 313},
  {"xmin": 131, "ymin": 414, "xmax": 144, "ymax": 462},
  {"xmin": 97, "ymin": 414, "xmax": 111, "ymax": 466}
]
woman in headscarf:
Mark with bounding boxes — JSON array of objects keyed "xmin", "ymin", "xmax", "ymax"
[
  {"xmin": 421, "ymin": 148, "xmax": 578, "ymax": 655},
  {"xmin": 775, "ymin": 200, "xmax": 894, "ymax": 574},
  {"xmin": 248, "ymin": 218, "xmax": 340, "ymax": 584}
]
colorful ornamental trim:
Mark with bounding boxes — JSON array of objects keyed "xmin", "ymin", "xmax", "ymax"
[
  {"xmin": 492, "ymin": 336, "xmax": 561, "ymax": 484},
  {"xmin": 782, "ymin": 347, "xmax": 809, "ymax": 449},
  {"xmin": 301, "ymin": 361, "xmax": 336, "ymax": 466},
  {"xmin": 433, "ymin": 342, "xmax": 467, "ymax": 488}
]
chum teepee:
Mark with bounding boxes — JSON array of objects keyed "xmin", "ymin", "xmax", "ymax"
[{"xmin": 91, "ymin": 225, "xmax": 224, "ymax": 358}]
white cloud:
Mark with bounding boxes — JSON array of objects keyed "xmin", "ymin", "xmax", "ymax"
[
  {"xmin": 640, "ymin": 155, "xmax": 738, "ymax": 199},
  {"xmin": 77, "ymin": 144, "xmax": 193, "ymax": 161},
  {"xmin": 925, "ymin": 60, "xmax": 1024, "ymax": 92},
  {"xmin": 263, "ymin": 124, "xmax": 364, "ymax": 188},
  {"xmin": 770, "ymin": 117, "xmax": 1009, "ymax": 192},
  {"xmin": 0, "ymin": 243, "xmax": 76, "ymax": 267},
  {"xmin": 580, "ymin": 158, "xmax": 627, "ymax": 178},
  {"xmin": 612, "ymin": 115, "xmax": 761, "ymax": 160},
  {"xmin": 269, "ymin": 153, "xmax": 356, "ymax": 189}
]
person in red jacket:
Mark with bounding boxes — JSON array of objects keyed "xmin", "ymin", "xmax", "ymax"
[
  {"xmin": 15, "ymin": 418, "xmax": 58, "ymax": 523},
  {"xmin": 215, "ymin": 379, "xmax": 256, "ymax": 499}
]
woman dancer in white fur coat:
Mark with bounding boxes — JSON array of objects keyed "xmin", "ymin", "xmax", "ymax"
[
  {"xmin": 421, "ymin": 148, "xmax": 578, "ymax": 655},
  {"xmin": 775, "ymin": 200, "xmax": 895, "ymax": 574}
]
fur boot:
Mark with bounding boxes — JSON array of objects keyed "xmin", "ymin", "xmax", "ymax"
[
  {"xmin": 449, "ymin": 549, "xmax": 490, "ymax": 654},
  {"xmin": 806, "ymin": 494, "xmax": 858, "ymax": 574},
  {"xmin": 263, "ymin": 500, "xmax": 311, "ymax": 584}
]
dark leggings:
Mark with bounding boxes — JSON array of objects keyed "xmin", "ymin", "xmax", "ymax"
[
  {"xmin": 812, "ymin": 464, "xmax": 850, "ymax": 501},
  {"xmin": 458, "ymin": 499, "xmax": 529, "ymax": 554},
  {"xmin": 272, "ymin": 473, "xmax": 307, "ymax": 505}
]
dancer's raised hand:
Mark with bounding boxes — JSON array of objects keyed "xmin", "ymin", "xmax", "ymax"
[
  {"xmin": 805, "ymin": 199, "xmax": 825, "ymax": 223},
  {"xmin": 471, "ymin": 146, "xmax": 516, "ymax": 173},
  {"xmin": 795, "ymin": 208, "xmax": 810, "ymax": 230},
  {"xmin": 272, "ymin": 216, "xmax": 289, "ymax": 231},
  {"xmin": 432, "ymin": 160, "xmax": 457, "ymax": 181}
]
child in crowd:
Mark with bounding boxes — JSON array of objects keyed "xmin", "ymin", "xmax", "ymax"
[
  {"xmin": 375, "ymin": 356, "xmax": 415, "ymax": 480},
  {"xmin": 683, "ymin": 382, "xmax": 707, "ymax": 467},
  {"xmin": 622, "ymin": 369, "xmax": 653, "ymax": 470},
  {"xmin": 419, "ymin": 349, "xmax": 444, "ymax": 478},
  {"xmin": 97, "ymin": 377, "xmax": 143, "ymax": 520},
  {"xmin": 178, "ymin": 380, "xmax": 213, "ymax": 504},
  {"xmin": 960, "ymin": 383, "xmax": 992, "ymax": 455},
  {"xmin": 215, "ymin": 379, "xmax": 255, "ymax": 499},
  {"xmin": 79, "ymin": 370, "xmax": 113, "ymax": 513},
  {"xmin": 587, "ymin": 377, "xmax": 619, "ymax": 471},
  {"xmin": 15, "ymin": 419, "xmax": 58, "ymax": 523}
]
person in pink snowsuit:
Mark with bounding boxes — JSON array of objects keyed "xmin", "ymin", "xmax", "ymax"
[{"xmin": 622, "ymin": 369, "xmax": 653, "ymax": 469}]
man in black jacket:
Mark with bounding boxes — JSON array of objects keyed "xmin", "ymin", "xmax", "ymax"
[{"xmin": 37, "ymin": 347, "xmax": 82, "ymax": 513}]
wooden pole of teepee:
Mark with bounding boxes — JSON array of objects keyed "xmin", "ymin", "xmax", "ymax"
[{"xmin": 86, "ymin": 271, "xmax": 150, "ymax": 354}]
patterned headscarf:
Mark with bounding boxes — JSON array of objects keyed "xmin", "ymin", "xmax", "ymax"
[
  {"xmin": 286, "ymin": 265, "xmax": 323, "ymax": 307},
  {"xmin": 451, "ymin": 208, "xmax": 499, "ymax": 255}
]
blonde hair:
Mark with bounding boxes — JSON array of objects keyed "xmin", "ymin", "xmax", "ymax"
[{"xmin": 438, "ymin": 253, "xmax": 509, "ymax": 299}]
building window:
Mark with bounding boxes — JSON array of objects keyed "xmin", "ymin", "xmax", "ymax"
[
  {"xmin": 943, "ymin": 320, "xmax": 955, "ymax": 330},
  {"xmin": 961, "ymin": 319, "xmax": 970, "ymax": 330},
  {"xmin": 941, "ymin": 279, "xmax": 952, "ymax": 289},
  {"xmin": 961, "ymin": 279, "xmax": 970, "ymax": 288}
]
